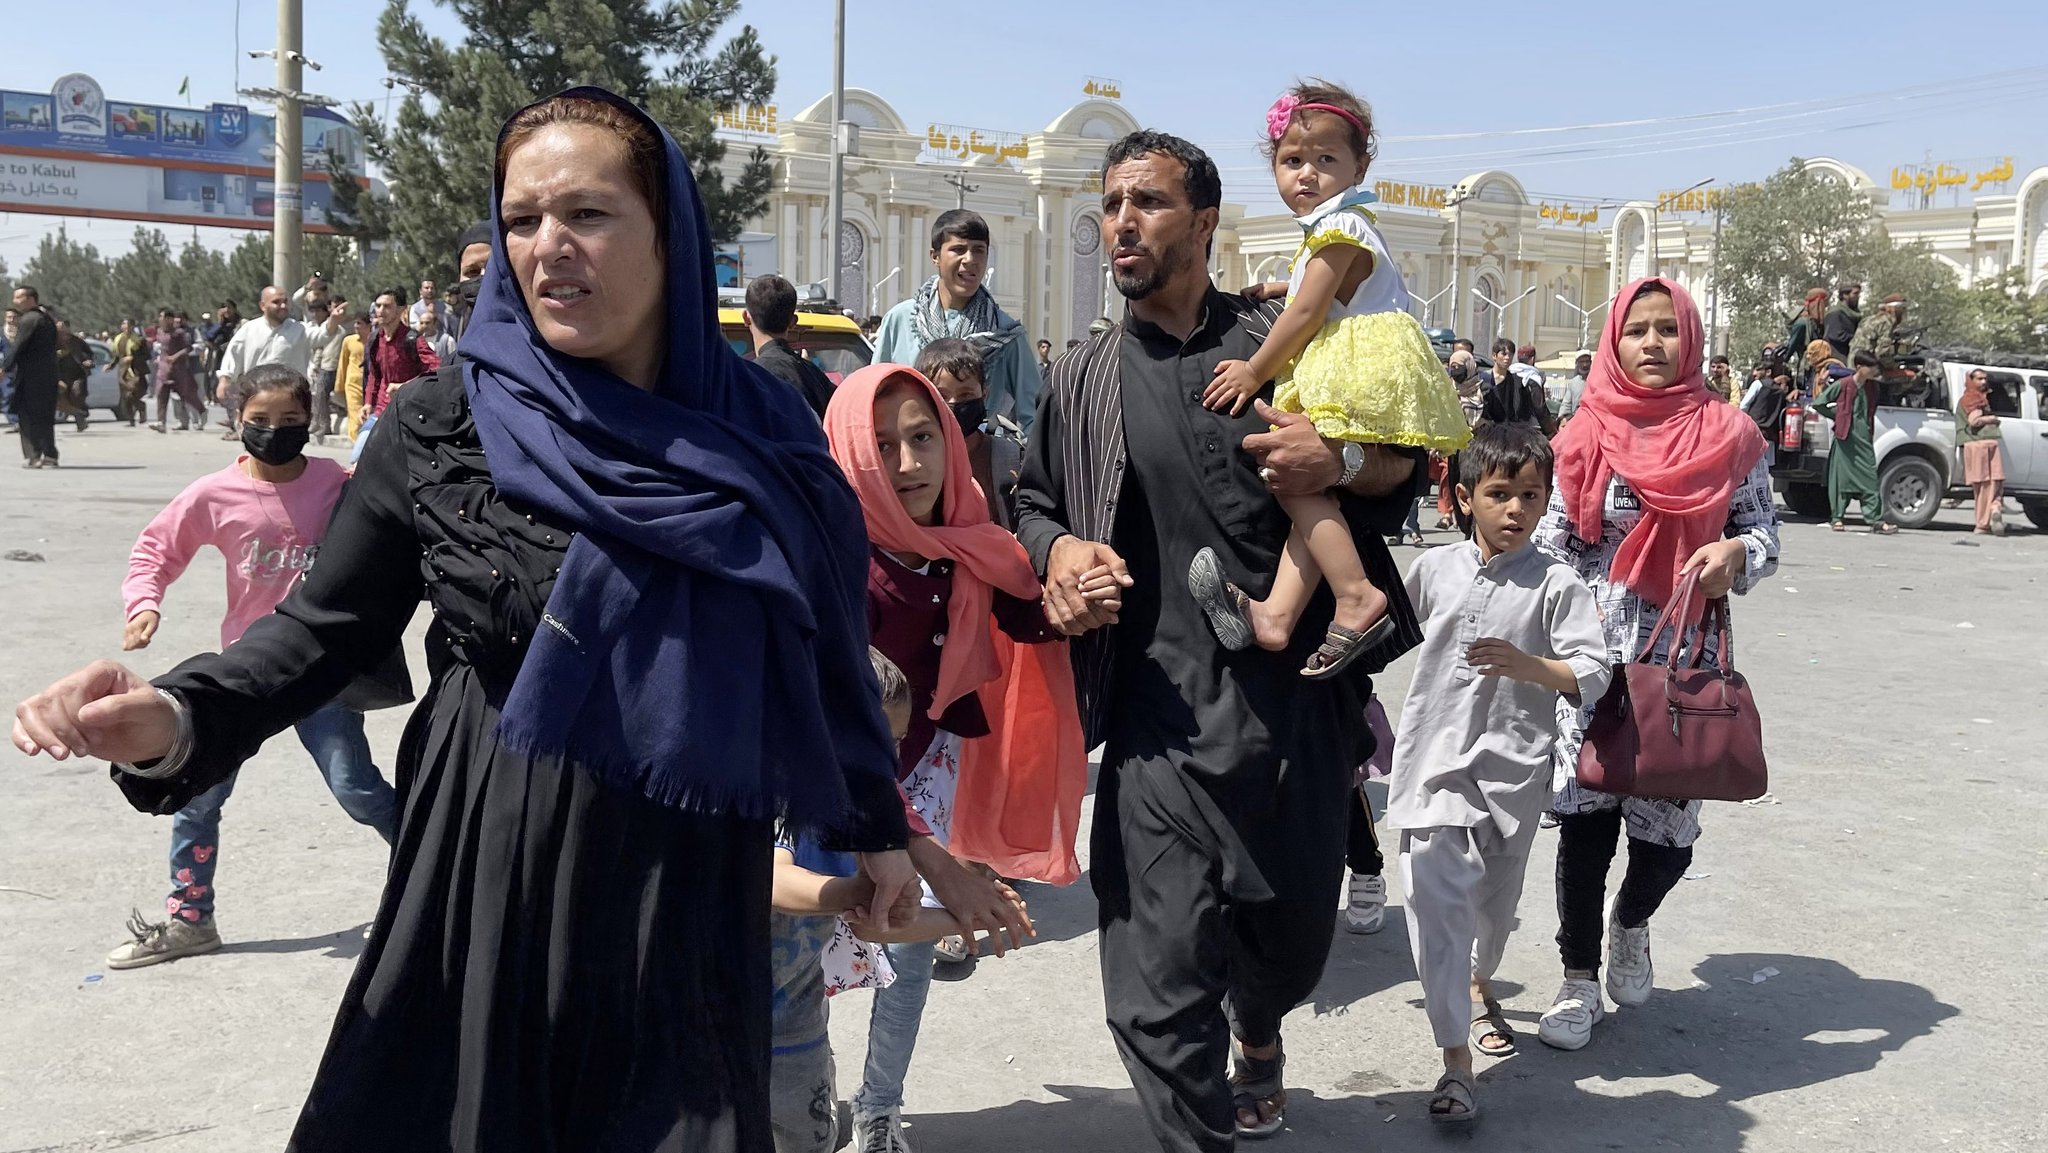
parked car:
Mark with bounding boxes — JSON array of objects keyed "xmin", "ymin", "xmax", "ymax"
[
  {"xmin": 715, "ymin": 290, "xmax": 872, "ymax": 386},
  {"xmin": 1770, "ymin": 348, "xmax": 2048, "ymax": 529}
]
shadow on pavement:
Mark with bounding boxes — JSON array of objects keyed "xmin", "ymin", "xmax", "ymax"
[
  {"xmin": 906, "ymin": 954, "xmax": 1953, "ymax": 1151},
  {"xmin": 220, "ymin": 922, "xmax": 370, "ymax": 960}
]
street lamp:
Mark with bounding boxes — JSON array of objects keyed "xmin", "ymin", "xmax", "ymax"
[
  {"xmin": 869, "ymin": 266, "xmax": 901, "ymax": 315},
  {"xmin": 1471, "ymin": 284, "xmax": 1538, "ymax": 344},
  {"xmin": 1414, "ymin": 283, "xmax": 1453, "ymax": 327},
  {"xmin": 1554, "ymin": 293, "xmax": 1611, "ymax": 350}
]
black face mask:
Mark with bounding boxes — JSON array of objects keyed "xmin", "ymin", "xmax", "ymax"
[
  {"xmin": 949, "ymin": 396, "xmax": 987, "ymax": 433},
  {"xmin": 453, "ymin": 276, "xmax": 483, "ymax": 314},
  {"xmin": 241, "ymin": 422, "xmax": 310, "ymax": 466},
  {"xmin": 1447, "ymin": 364, "xmax": 1469, "ymax": 382}
]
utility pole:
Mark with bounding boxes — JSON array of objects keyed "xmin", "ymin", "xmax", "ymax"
[
  {"xmin": 943, "ymin": 173, "xmax": 978, "ymax": 210},
  {"xmin": 1447, "ymin": 184, "xmax": 1473, "ymax": 339},
  {"xmin": 825, "ymin": 0, "xmax": 846, "ymax": 305},
  {"xmin": 272, "ymin": 0, "xmax": 303, "ymax": 296},
  {"xmin": 241, "ymin": 0, "xmax": 330, "ymax": 302},
  {"xmin": 1706, "ymin": 199, "xmax": 1726, "ymax": 354}
]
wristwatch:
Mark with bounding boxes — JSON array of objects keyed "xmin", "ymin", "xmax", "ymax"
[{"xmin": 1336, "ymin": 442, "xmax": 1365, "ymax": 488}]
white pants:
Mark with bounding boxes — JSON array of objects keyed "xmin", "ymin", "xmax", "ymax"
[{"xmin": 1399, "ymin": 821, "xmax": 1541, "ymax": 1048}]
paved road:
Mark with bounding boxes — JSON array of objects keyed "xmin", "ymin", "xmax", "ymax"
[{"xmin": 2, "ymin": 423, "xmax": 2041, "ymax": 1152}]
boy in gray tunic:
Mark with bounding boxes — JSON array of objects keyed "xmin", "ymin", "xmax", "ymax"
[{"xmin": 1388, "ymin": 424, "xmax": 1610, "ymax": 1124}]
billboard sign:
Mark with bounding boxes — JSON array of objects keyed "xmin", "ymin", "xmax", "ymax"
[{"xmin": 0, "ymin": 72, "xmax": 366, "ymax": 233}]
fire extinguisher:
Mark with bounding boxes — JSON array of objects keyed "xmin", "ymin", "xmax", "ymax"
[{"xmin": 1779, "ymin": 406, "xmax": 1805, "ymax": 451}]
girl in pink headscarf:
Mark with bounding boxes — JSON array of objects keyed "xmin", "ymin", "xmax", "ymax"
[
  {"xmin": 824, "ymin": 364, "xmax": 1089, "ymax": 1149},
  {"xmin": 1530, "ymin": 277, "xmax": 1779, "ymax": 1056}
]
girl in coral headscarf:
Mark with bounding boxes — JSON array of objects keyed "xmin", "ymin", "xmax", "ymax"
[
  {"xmin": 824, "ymin": 364, "xmax": 1089, "ymax": 1152},
  {"xmin": 1530, "ymin": 278, "xmax": 1780, "ymax": 1055}
]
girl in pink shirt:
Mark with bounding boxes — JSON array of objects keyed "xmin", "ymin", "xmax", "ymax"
[{"xmin": 109, "ymin": 365, "xmax": 398, "ymax": 969}]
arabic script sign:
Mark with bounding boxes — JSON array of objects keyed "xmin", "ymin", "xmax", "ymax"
[
  {"xmin": 1083, "ymin": 77, "xmax": 1123, "ymax": 101},
  {"xmin": 1890, "ymin": 156, "xmax": 2014, "ymax": 201},
  {"xmin": 921, "ymin": 123, "xmax": 1029, "ymax": 165},
  {"xmin": 1537, "ymin": 201, "xmax": 1602, "ymax": 227}
]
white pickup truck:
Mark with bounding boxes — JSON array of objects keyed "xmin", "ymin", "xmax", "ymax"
[{"xmin": 1770, "ymin": 350, "xmax": 2048, "ymax": 530}]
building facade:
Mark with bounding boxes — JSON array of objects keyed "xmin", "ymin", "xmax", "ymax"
[
  {"xmin": 714, "ymin": 88, "xmax": 1246, "ymax": 352},
  {"xmin": 1229, "ymin": 157, "xmax": 2048, "ymax": 358},
  {"xmin": 713, "ymin": 95, "xmax": 2044, "ymax": 359}
]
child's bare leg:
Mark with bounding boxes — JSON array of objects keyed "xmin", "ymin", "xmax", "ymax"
[
  {"xmin": 1276, "ymin": 489, "xmax": 1388, "ymax": 637},
  {"xmin": 1244, "ymin": 526, "xmax": 1319, "ymax": 651}
]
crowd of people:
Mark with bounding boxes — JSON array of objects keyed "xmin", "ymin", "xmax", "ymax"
[
  {"xmin": 0, "ymin": 264, "xmax": 486, "ymax": 466},
  {"xmin": 14, "ymin": 76, "xmax": 1960, "ymax": 1153}
]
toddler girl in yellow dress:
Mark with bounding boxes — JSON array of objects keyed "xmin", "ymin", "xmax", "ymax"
[{"xmin": 1192, "ymin": 79, "xmax": 1471, "ymax": 677}]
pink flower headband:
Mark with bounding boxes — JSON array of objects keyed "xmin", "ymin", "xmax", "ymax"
[{"xmin": 1266, "ymin": 94, "xmax": 1369, "ymax": 144}]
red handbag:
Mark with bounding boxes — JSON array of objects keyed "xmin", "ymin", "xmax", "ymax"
[{"xmin": 1576, "ymin": 571, "xmax": 1768, "ymax": 802}]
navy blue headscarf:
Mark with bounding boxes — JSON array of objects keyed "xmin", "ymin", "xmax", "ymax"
[{"xmin": 461, "ymin": 86, "xmax": 894, "ymax": 828}]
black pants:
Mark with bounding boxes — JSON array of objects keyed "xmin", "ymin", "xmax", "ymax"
[
  {"xmin": 1553, "ymin": 809, "xmax": 1692, "ymax": 974},
  {"xmin": 1095, "ymin": 757, "xmax": 1340, "ymax": 1153},
  {"xmin": 1345, "ymin": 785, "xmax": 1383, "ymax": 875},
  {"xmin": 14, "ymin": 379, "xmax": 58, "ymax": 463}
]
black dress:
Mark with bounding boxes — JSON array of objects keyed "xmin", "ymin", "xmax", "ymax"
[{"xmin": 115, "ymin": 370, "xmax": 903, "ymax": 1151}]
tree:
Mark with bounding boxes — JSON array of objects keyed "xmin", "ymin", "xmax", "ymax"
[
  {"xmin": 1718, "ymin": 159, "xmax": 1964, "ymax": 359},
  {"xmin": 1952, "ymin": 270, "xmax": 2048, "ymax": 353},
  {"xmin": 18, "ymin": 226, "xmax": 114, "ymax": 331},
  {"xmin": 332, "ymin": 0, "xmax": 776, "ymax": 291}
]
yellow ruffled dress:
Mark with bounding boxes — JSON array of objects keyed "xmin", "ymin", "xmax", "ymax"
[{"xmin": 1273, "ymin": 192, "xmax": 1471, "ymax": 454}]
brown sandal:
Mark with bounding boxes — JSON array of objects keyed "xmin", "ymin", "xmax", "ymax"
[
  {"xmin": 1230, "ymin": 1040, "xmax": 1286, "ymax": 1139},
  {"xmin": 1301, "ymin": 617, "xmax": 1395, "ymax": 680}
]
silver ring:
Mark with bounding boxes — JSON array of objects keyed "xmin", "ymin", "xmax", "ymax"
[{"xmin": 1259, "ymin": 467, "xmax": 1277, "ymax": 482}]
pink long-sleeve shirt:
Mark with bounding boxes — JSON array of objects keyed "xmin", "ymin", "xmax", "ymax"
[{"xmin": 123, "ymin": 457, "xmax": 351, "ymax": 649}]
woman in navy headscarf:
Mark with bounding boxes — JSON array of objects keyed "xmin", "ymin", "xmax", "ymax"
[{"xmin": 13, "ymin": 88, "xmax": 917, "ymax": 1151}]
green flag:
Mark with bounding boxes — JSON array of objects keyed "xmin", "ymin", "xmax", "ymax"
[{"xmin": 178, "ymin": 76, "xmax": 189, "ymax": 99}]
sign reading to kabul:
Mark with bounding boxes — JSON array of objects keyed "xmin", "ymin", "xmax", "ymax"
[{"xmin": 0, "ymin": 73, "xmax": 365, "ymax": 179}]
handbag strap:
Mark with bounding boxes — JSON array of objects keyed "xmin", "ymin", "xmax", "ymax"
[
  {"xmin": 1697, "ymin": 595, "xmax": 1735, "ymax": 672},
  {"xmin": 1634, "ymin": 570, "xmax": 1702, "ymax": 665}
]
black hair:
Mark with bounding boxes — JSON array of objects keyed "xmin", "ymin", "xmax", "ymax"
[
  {"xmin": 230, "ymin": 363, "xmax": 314, "ymax": 418},
  {"xmin": 744, "ymin": 274, "xmax": 798, "ymax": 335},
  {"xmin": 1459, "ymin": 422, "xmax": 1555, "ymax": 489},
  {"xmin": 870, "ymin": 646, "xmax": 910, "ymax": 716},
  {"xmin": 1491, "ymin": 337, "xmax": 1516, "ymax": 357},
  {"xmin": 1710, "ymin": 354, "xmax": 1730, "ymax": 366},
  {"xmin": 1851, "ymin": 350, "xmax": 1880, "ymax": 370},
  {"xmin": 14, "ymin": 284, "xmax": 37, "ymax": 303},
  {"xmin": 914, "ymin": 337, "xmax": 985, "ymax": 386},
  {"xmin": 1452, "ymin": 338, "xmax": 1476, "ymax": 352},
  {"xmin": 455, "ymin": 219, "xmax": 494, "ymax": 266},
  {"xmin": 1100, "ymin": 130, "xmax": 1223, "ymax": 213},
  {"xmin": 378, "ymin": 287, "xmax": 409, "ymax": 307},
  {"xmin": 351, "ymin": 309, "xmax": 373, "ymax": 326},
  {"xmin": 930, "ymin": 209, "xmax": 990, "ymax": 252}
]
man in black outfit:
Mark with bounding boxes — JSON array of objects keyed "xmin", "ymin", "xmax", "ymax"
[
  {"xmin": 1014, "ymin": 131, "xmax": 1421, "ymax": 1153},
  {"xmin": 743, "ymin": 274, "xmax": 835, "ymax": 420},
  {"xmin": 2, "ymin": 286, "xmax": 61, "ymax": 467}
]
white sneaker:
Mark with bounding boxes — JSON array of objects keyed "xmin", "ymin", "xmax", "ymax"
[
  {"xmin": 1343, "ymin": 872, "xmax": 1387, "ymax": 934},
  {"xmin": 106, "ymin": 910, "xmax": 222, "ymax": 970},
  {"xmin": 1605, "ymin": 913, "xmax": 1654, "ymax": 1008},
  {"xmin": 854, "ymin": 1108, "xmax": 913, "ymax": 1153},
  {"xmin": 1537, "ymin": 978, "xmax": 1605, "ymax": 1051}
]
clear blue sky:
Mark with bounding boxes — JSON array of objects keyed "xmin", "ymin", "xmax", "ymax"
[{"xmin": 5, "ymin": 0, "xmax": 2045, "ymax": 272}]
